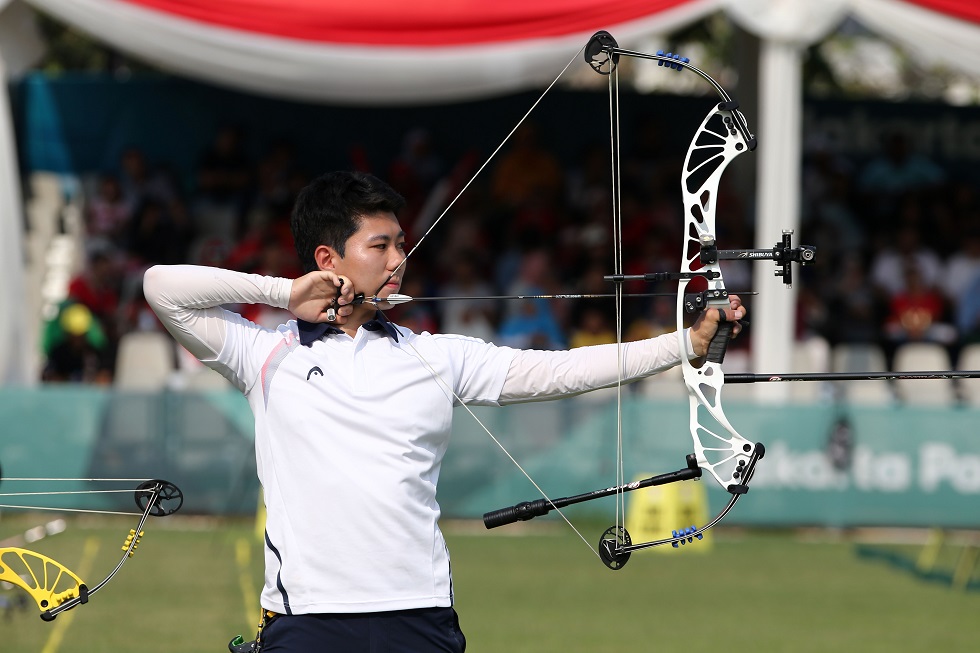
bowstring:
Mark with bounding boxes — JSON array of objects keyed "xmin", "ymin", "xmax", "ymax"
[
  {"xmin": 0, "ymin": 505, "xmax": 145, "ymax": 516},
  {"xmin": 608, "ymin": 62, "xmax": 627, "ymax": 539},
  {"xmin": 0, "ymin": 489, "xmax": 138, "ymax": 497}
]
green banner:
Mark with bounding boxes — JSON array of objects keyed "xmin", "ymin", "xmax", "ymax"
[
  {"xmin": 443, "ymin": 398, "xmax": 980, "ymax": 529},
  {"xmin": 1, "ymin": 387, "xmax": 977, "ymax": 527}
]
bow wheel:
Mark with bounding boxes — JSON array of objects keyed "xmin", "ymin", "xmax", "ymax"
[
  {"xmin": 598, "ymin": 526, "xmax": 632, "ymax": 570},
  {"xmin": 135, "ymin": 479, "xmax": 183, "ymax": 516}
]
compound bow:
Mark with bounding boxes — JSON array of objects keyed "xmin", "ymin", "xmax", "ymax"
[
  {"xmin": 368, "ymin": 31, "xmax": 815, "ymax": 568},
  {"xmin": 0, "ymin": 477, "xmax": 183, "ymax": 620}
]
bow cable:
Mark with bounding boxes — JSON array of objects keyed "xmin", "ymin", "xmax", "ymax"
[
  {"xmin": 384, "ymin": 323, "xmax": 603, "ymax": 561},
  {"xmin": 0, "ymin": 478, "xmax": 177, "ymax": 517},
  {"xmin": 1, "ymin": 489, "xmax": 141, "ymax": 497},
  {"xmin": 2, "ymin": 478, "xmax": 153, "ymax": 481}
]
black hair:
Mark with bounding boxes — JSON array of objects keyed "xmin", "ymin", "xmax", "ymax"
[{"xmin": 290, "ymin": 171, "xmax": 405, "ymax": 273}]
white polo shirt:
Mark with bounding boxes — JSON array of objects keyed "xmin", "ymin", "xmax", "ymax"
[
  {"xmin": 218, "ymin": 309, "xmax": 515, "ymax": 614},
  {"xmin": 143, "ymin": 264, "xmax": 690, "ymax": 615}
]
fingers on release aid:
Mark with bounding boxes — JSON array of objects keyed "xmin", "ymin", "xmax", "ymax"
[{"xmin": 326, "ymin": 275, "xmax": 346, "ymax": 322}]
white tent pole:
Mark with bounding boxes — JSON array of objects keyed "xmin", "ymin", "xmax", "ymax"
[
  {"xmin": 751, "ymin": 39, "xmax": 803, "ymax": 402},
  {"xmin": 0, "ymin": 50, "xmax": 32, "ymax": 385}
]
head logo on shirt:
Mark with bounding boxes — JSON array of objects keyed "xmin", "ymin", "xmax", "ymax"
[{"xmin": 307, "ymin": 366, "xmax": 324, "ymax": 380}]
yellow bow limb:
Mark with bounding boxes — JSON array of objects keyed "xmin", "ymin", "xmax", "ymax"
[{"xmin": 0, "ymin": 547, "xmax": 87, "ymax": 612}]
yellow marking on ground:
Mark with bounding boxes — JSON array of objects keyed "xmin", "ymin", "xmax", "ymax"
[
  {"xmin": 40, "ymin": 537, "xmax": 100, "ymax": 653},
  {"xmin": 236, "ymin": 537, "xmax": 260, "ymax": 630}
]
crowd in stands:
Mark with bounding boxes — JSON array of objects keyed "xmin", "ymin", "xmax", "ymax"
[{"xmin": 40, "ymin": 119, "xmax": 980, "ymax": 386}]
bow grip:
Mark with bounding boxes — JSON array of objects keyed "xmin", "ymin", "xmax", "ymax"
[
  {"xmin": 483, "ymin": 498, "xmax": 552, "ymax": 529},
  {"xmin": 705, "ymin": 308, "xmax": 734, "ymax": 364}
]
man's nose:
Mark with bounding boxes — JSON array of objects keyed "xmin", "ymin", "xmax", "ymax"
[{"xmin": 389, "ymin": 247, "xmax": 407, "ymax": 269}]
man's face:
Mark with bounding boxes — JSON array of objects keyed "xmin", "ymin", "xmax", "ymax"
[{"xmin": 331, "ymin": 211, "xmax": 406, "ymax": 298}]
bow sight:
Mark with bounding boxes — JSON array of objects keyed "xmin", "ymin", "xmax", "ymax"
[{"xmin": 704, "ymin": 231, "xmax": 816, "ymax": 288}]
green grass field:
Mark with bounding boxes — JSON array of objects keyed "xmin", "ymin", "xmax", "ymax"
[{"xmin": 1, "ymin": 515, "xmax": 978, "ymax": 652}]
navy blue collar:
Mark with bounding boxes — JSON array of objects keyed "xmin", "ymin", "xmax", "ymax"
[{"xmin": 297, "ymin": 311, "xmax": 400, "ymax": 347}]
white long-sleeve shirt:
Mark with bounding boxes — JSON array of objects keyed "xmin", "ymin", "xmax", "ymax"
[{"xmin": 143, "ymin": 265, "xmax": 689, "ymax": 614}]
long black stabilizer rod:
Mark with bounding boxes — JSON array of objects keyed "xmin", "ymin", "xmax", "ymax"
[
  {"xmin": 483, "ymin": 454, "xmax": 702, "ymax": 529},
  {"xmin": 725, "ymin": 370, "xmax": 980, "ymax": 384}
]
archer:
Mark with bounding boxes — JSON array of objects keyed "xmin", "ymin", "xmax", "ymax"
[{"xmin": 144, "ymin": 170, "xmax": 743, "ymax": 652}]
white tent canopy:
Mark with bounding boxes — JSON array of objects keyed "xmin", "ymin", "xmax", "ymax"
[{"xmin": 1, "ymin": 0, "xmax": 978, "ymax": 385}]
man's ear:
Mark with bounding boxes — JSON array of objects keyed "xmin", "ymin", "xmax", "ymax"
[{"xmin": 314, "ymin": 245, "xmax": 340, "ymax": 271}]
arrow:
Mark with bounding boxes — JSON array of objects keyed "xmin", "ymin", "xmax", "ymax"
[{"xmin": 355, "ymin": 291, "xmax": 758, "ymax": 309}]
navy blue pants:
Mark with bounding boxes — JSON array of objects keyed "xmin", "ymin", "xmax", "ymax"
[{"xmin": 262, "ymin": 607, "xmax": 466, "ymax": 652}]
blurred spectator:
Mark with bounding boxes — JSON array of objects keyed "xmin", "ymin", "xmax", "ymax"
[
  {"xmin": 802, "ymin": 135, "xmax": 855, "ymax": 213},
  {"xmin": 390, "ymin": 128, "xmax": 444, "ymax": 194},
  {"xmin": 127, "ymin": 199, "xmax": 192, "ymax": 266},
  {"xmin": 194, "ymin": 125, "xmax": 253, "ymax": 238},
  {"xmin": 626, "ymin": 297, "xmax": 675, "ymax": 342},
  {"xmin": 246, "ymin": 140, "xmax": 300, "ymax": 233},
  {"xmin": 956, "ymin": 272, "xmax": 980, "ymax": 344},
  {"xmin": 569, "ymin": 301, "xmax": 616, "ymax": 348},
  {"xmin": 436, "ymin": 253, "xmax": 497, "ymax": 341},
  {"xmin": 859, "ymin": 131, "xmax": 945, "ymax": 196},
  {"xmin": 498, "ymin": 300, "xmax": 565, "ymax": 350},
  {"xmin": 85, "ymin": 174, "xmax": 132, "ymax": 246},
  {"xmin": 621, "ymin": 118, "xmax": 675, "ymax": 193},
  {"xmin": 883, "ymin": 262, "xmax": 955, "ymax": 347},
  {"xmin": 500, "ymin": 249, "xmax": 566, "ymax": 332},
  {"xmin": 67, "ymin": 248, "xmax": 121, "ymax": 338},
  {"xmin": 566, "ymin": 142, "xmax": 611, "ymax": 217},
  {"xmin": 621, "ymin": 190, "xmax": 676, "ymax": 254},
  {"xmin": 941, "ymin": 228, "xmax": 980, "ymax": 306},
  {"xmin": 491, "ymin": 123, "xmax": 563, "ymax": 207},
  {"xmin": 41, "ymin": 302, "xmax": 112, "ymax": 383},
  {"xmin": 817, "ymin": 256, "xmax": 887, "ymax": 346},
  {"xmin": 802, "ymin": 169, "xmax": 864, "ymax": 256},
  {"xmin": 858, "ymin": 131, "xmax": 945, "ymax": 226},
  {"xmin": 493, "ymin": 249, "xmax": 562, "ymax": 348},
  {"xmin": 870, "ymin": 224, "xmax": 943, "ymax": 297},
  {"xmin": 196, "ymin": 125, "xmax": 252, "ymax": 202},
  {"xmin": 118, "ymin": 146, "xmax": 179, "ymax": 208},
  {"xmin": 226, "ymin": 214, "xmax": 298, "ymax": 276}
]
